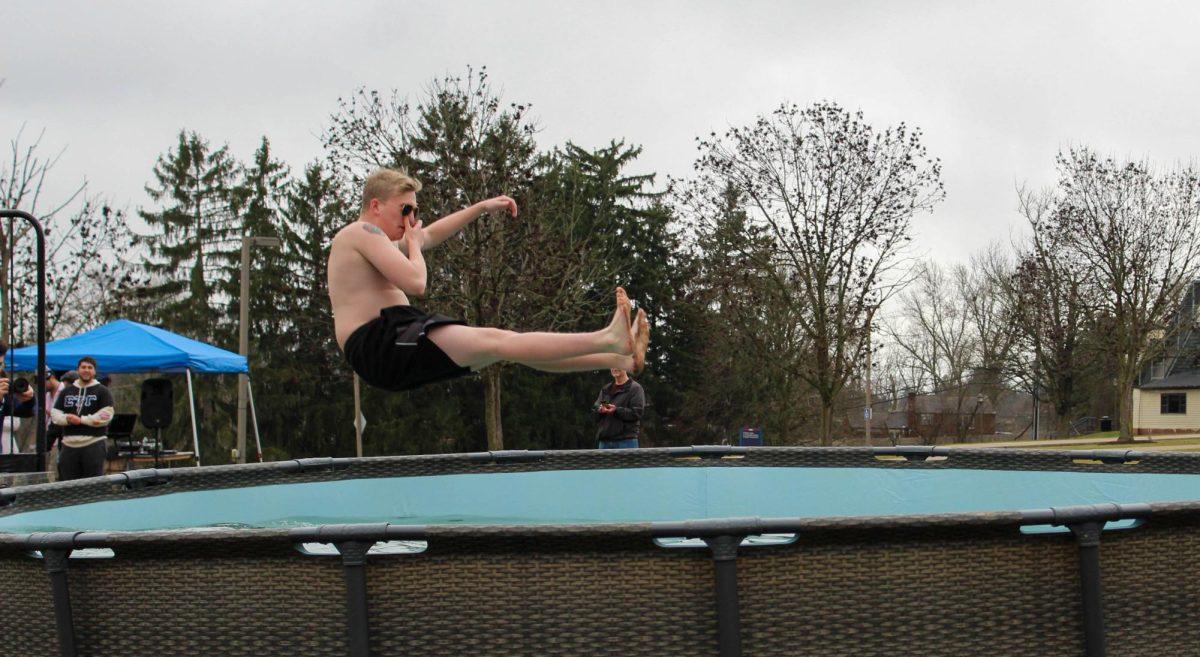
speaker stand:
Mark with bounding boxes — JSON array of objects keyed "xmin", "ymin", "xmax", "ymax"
[{"xmin": 154, "ymin": 428, "xmax": 163, "ymax": 469}]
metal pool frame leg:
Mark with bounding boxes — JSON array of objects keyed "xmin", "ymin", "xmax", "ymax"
[
  {"xmin": 1069, "ymin": 522, "xmax": 1106, "ymax": 657},
  {"xmin": 705, "ymin": 534, "xmax": 745, "ymax": 657},
  {"xmin": 337, "ymin": 541, "xmax": 372, "ymax": 657},
  {"xmin": 42, "ymin": 547, "xmax": 77, "ymax": 657}
]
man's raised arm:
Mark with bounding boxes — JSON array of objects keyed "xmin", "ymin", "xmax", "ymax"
[{"xmin": 422, "ymin": 195, "xmax": 518, "ymax": 249}]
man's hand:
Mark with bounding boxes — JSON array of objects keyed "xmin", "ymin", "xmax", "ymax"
[
  {"xmin": 17, "ymin": 388, "xmax": 34, "ymax": 402},
  {"xmin": 478, "ymin": 195, "xmax": 518, "ymax": 218},
  {"xmin": 0, "ymin": 379, "xmax": 8, "ymax": 396},
  {"xmin": 600, "ymin": 403, "xmax": 616, "ymax": 414},
  {"xmin": 66, "ymin": 414, "xmax": 82, "ymax": 426},
  {"xmin": 404, "ymin": 219, "xmax": 425, "ymax": 252}
]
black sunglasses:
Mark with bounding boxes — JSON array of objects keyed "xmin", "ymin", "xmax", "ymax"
[{"xmin": 401, "ymin": 204, "xmax": 419, "ymax": 219}]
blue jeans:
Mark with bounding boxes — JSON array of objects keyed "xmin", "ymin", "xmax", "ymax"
[{"xmin": 599, "ymin": 438, "xmax": 639, "ymax": 449}]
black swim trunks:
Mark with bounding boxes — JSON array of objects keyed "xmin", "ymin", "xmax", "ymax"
[{"xmin": 343, "ymin": 305, "xmax": 473, "ymax": 391}]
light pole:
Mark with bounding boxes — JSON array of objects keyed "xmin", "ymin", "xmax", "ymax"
[
  {"xmin": 238, "ymin": 235, "xmax": 281, "ymax": 463},
  {"xmin": 864, "ymin": 313, "xmax": 873, "ymax": 446}
]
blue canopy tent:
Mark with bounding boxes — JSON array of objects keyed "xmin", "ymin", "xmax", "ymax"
[{"xmin": 9, "ymin": 320, "xmax": 259, "ymax": 465}]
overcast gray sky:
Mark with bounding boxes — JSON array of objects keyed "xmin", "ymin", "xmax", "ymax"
[{"xmin": 4, "ymin": 1, "xmax": 1200, "ymax": 263}]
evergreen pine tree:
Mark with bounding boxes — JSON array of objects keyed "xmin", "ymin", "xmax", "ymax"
[{"xmin": 138, "ymin": 130, "xmax": 242, "ymax": 340}]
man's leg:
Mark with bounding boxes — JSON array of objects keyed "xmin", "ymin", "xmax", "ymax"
[
  {"xmin": 523, "ymin": 353, "xmax": 634, "ymax": 373},
  {"xmin": 16, "ymin": 418, "xmax": 35, "ymax": 453},
  {"xmin": 0, "ymin": 424, "xmax": 15, "ymax": 455},
  {"xmin": 47, "ymin": 442, "xmax": 59, "ymax": 477},
  {"xmin": 522, "ymin": 309, "xmax": 649, "ymax": 373},
  {"xmin": 57, "ymin": 445, "xmax": 79, "ymax": 481},
  {"xmin": 79, "ymin": 441, "xmax": 108, "ymax": 478},
  {"xmin": 428, "ymin": 288, "xmax": 634, "ymax": 371}
]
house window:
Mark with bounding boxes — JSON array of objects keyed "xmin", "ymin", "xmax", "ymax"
[
  {"xmin": 1161, "ymin": 393, "xmax": 1187, "ymax": 415},
  {"xmin": 1151, "ymin": 359, "xmax": 1168, "ymax": 380}
]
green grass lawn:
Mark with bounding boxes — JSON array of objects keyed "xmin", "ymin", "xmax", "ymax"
[
  {"xmin": 1073, "ymin": 431, "xmax": 1121, "ymax": 440},
  {"xmin": 940, "ymin": 430, "xmax": 1200, "ymax": 451},
  {"xmin": 1041, "ymin": 437, "xmax": 1200, "ymax": 451},
  {"xmin": 962, "ymin": 433, "xmax": 1200, "ymax": 451}
]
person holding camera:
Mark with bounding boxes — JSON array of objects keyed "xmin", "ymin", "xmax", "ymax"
[
  {"xmin": 51, "ymin": 357, "xmax": 114, "ymax": 480},
  {"xmin": 592, "ymin": 367, "xmax": 646, "ymax": 449},
  {"xmin": 0, "ymin": 343, "xmax": 36, "ymax": 455},
  {"xmin": 15, "ymin": 367, "xmax": 57, "ymax": 453}
]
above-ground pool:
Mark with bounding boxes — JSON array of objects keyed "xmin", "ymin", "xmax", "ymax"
[{"xmin": 2, "ymin": 445, "xmax": 1198, "ymax": 656}]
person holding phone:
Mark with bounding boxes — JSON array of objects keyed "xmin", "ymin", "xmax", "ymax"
[{"xmin": 592, "ymin": 367, "xmax": 645, "ymax": 449}]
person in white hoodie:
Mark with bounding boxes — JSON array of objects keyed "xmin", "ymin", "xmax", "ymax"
[{"xmin": 50, "ymin": 357, "xmax": 114, "ymax": 480}]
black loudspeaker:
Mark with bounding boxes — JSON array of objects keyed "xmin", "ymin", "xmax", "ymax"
[{"xmin": 140, "ymin": 378, "xmax": 174, "ymax": 429}]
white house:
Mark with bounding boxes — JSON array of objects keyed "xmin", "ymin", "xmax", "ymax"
[
  {"xmin": 1133, "ymin": 373, "xmax": 1200, "ymax": 435},
  {"xmin": 1134, "ymin": 282, "xmax": 1200, "ymax": 435}
]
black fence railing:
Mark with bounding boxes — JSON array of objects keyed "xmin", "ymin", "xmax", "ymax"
[{"xmin": 0, "ymin": 209, "xmax": 47, "ymax": 472}]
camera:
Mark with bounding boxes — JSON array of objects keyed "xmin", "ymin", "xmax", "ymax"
[{"xmin": 0, "ymin": 370, "xmax": 31, "ymax": 395}]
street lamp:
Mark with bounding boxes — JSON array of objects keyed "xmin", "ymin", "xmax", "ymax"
[{"xmin": 238, "ymin": 235, "xmax": 281, "ymax": 464}]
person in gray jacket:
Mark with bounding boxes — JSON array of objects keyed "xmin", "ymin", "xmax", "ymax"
[{"xmin": 592, "ymin": 367, "xmax": 646, "ymax": 449}]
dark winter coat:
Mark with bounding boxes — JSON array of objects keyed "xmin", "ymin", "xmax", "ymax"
[{"xmin": 592, "ymin": 379, "xmax": 646, "ymax": 441}]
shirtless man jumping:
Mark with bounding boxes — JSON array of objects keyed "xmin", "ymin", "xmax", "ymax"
[{"xmin": 329, "ymin": 168, "xmax": 650, "ymax": 392}]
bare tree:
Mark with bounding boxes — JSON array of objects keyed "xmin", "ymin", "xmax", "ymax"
[
  {"xmin": 1032, "ymin": 148, "xmax": 1200, "ymax": 442},
  {"xmin": 876, "ymin": 341, "xmax": 932, "ymax": 406},
  {"xmin": 962, "ymin": 248, "xmax": 1021, "ymax": 392},
  {"xmin": 1003, "ymin": 187, "xmax": 1097, "ymax": 435},
  {"xmin": 885, "ymin": 262, "xmax": 983, "ymax": 441},
  {"xmin": 1, "ymin": 120, "xmax": 138, "ymax": 341},
  {"xmin": 683, "ymin": 102, "xmax": 944, "ymax": 444}
]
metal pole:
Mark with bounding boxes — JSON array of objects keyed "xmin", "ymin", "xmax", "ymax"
[
  {"xmin": 237, "ymin": 237, "xmax": 250, "ymax": 464},
  {"xmin": 186, "ymin": 368, "xmax": 201, "ymax": 466},
  {"xmin": 248, "ymin": 377, "xmax": 263, "ymax": 462},
  {"xmin": 1033, "ymin": 379, "xmax": 1040, "ymax": 441},
  {"xmin": 353, "ymin": 374, "xmax": 363, "ymax": 458},
  {"xmin": 864, "ymin": 314, "xmax": 872, "ymax": 446},
  {"xmin": 237, "ymin": 236, "xmax": 279, "ymax": 464},
  {"xmin": 0, "ymin": 211, "xmax": 46, "ymax": 471}
]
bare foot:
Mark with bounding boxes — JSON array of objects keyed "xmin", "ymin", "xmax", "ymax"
[
  {"xmin": 606, "ymin": 287, "xmax": 634, "ymax": 355},
  {"xmin": 631, "ymin": 308, "xmax": 650, "ymax": 375}
]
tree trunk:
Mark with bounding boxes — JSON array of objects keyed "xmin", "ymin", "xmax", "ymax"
[
  {"xmin": 1057, "ymin": 416, "xmax": 1073, "ymax": 438},
  {"xmin": 1116, "ymin": 372, "xmax": 1136, "ymax": 444},
  {"xmin": 819, "ymin": 403, "xmax": 833, "ymax": 447},
  {"xmin": 484, "ymin": 365, "xmax": 504, "ymax": 450}
]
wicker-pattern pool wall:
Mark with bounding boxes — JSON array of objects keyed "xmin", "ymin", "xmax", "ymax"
[{"xmin": 0, "ymin": 446, "xmax": 1194, "ymax": 657}]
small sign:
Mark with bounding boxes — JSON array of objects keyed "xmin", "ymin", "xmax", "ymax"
[
  {"xmin": 864, "ymin": 407, "xmax": 873, "ymax": 420},
  {"xmin": 739, "ymin": 426, "xmax": 764, "ymax": 446},
  {"xmin": 354, "ymin": 412, "xmax": 367, "ymax": 433}
]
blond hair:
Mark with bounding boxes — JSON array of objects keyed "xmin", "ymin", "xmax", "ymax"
[{"xmin": 361, "ymin": 168, "xmax": 422, "ymax": 211}]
